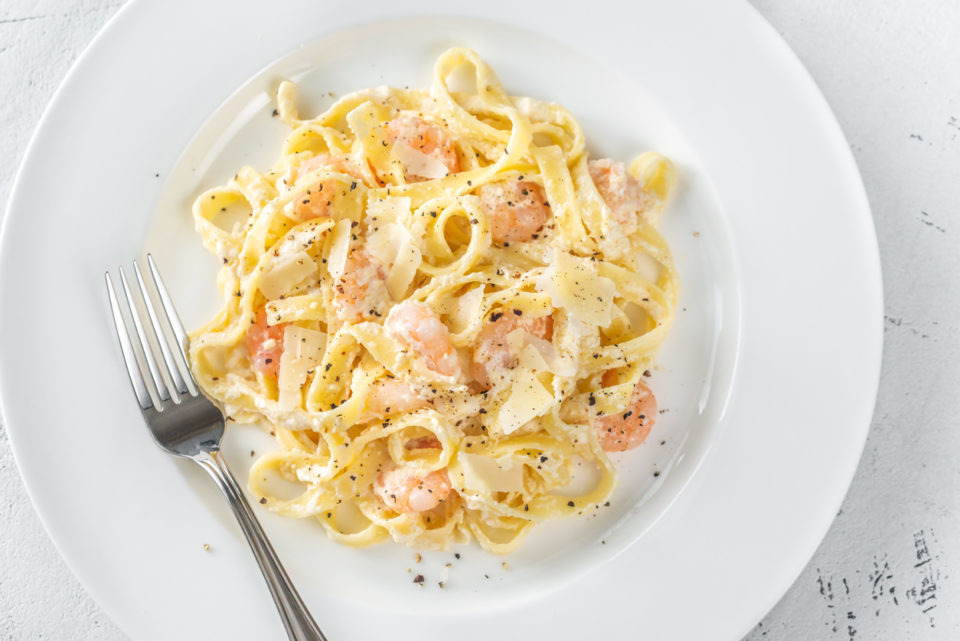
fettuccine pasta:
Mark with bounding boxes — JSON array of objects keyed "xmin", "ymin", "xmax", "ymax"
[{"xmin": 188, "ymin": 48, "xmax": 678, "ymax": 554}]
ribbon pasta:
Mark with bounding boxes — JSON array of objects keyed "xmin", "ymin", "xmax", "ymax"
[{"xmin": 188, "ymin": 48, "xmax": 678, "ymax": 554}]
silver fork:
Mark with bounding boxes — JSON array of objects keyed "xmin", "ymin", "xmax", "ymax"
[{"xmin": 105, "ymin": 255, "xmax": 327, "ymax": 641}]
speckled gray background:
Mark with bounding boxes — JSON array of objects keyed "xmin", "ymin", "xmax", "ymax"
[{"xmin": 1, "ymin": 1, "xmax": 957, "ymax": 639}]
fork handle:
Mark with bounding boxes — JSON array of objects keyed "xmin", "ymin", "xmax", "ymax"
[{"xmin": 194, "ymin": 450, "xmax": 328, "ymax": 641}]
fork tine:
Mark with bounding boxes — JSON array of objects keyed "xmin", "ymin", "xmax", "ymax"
[
  {"xmin": 118, "ymin": 266, "xmax": 170, "ymax": 402},
  {"xmin": 105, "ymin": 272, "xmax": 155, "ymax": 411},
  {"xmin": 133, "ymin": 259, "xmax": 191, "ymax": 398},
  {"xmin": 146, "ymin": 254, "xmax": 199, "ymax": 394}
]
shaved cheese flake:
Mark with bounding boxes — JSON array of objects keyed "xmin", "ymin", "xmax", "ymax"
[
  {"xmin": 258, "ymin": 251, "xmax": 317, "ymax": 300},
  {"xmin": 459, "ymin": 452, "xmax": 524, "ymax": 493},
  {"xmin": 345, "ymin": 101, "xmax": 383, "ymax": 153},
  {"xmin": 505, "ymin": 329, "xmax": 526, "ymax": 354},
  {"xmin": 273, "ymin": 218, "xmax": 334, "ymax": 253},
  {"xmin": 364, "ymin": 196, "xmax": 422, "ymax": 299},
  {"xmin": 386, "ymin": 238, "xmax": 421, "ymax": 299},
  {"xmin": 509, "ymin": 329, "xmax": 576, "ymax": 377},
  {"xmin": 537, "ymin": 249, "xmax": 617, "ymax": 328},
  {"xmin": 290, "ymin": 325, "xmax": 326, "ymax": 361},
  {"xmin": 366, "ymin": 221, "xmax": 407, "ymax": 267},
  {"xmin": 278, "ymin": 326, "xmax": 326, "ymax": 409},
  {"xmin": 392, "ymin": 142, "xmax": 449, "ymax": 180},
  {"xmin": 326, "ymin": 219, "xmax": 352, "ymax": 280},
  {"xmin": 517, "ymin": 344, "xmax": 550, "ymax": 372},
  {"xmin": 525, "ymin": 334, "xmax": 576, "ymax": 377},
  {"xmin": 365, "ymin": 196, "xmax": 412, "ymax": 224},
  {"xmin": 496, "ymin": 368, "xmax": 554, "ymax": 435},
  {"xmin": 453, "ymin": 286, "xmax": 484, "ymax": 332}
]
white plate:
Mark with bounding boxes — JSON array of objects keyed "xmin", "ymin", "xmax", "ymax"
[{"xmin": 0, "ymin": 1, "xmax": 882, "ymax": 640}]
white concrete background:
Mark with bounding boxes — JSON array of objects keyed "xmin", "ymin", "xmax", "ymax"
[{"xmin": 0, "ymin": 1, "xmax": 957, "ymax": 639}]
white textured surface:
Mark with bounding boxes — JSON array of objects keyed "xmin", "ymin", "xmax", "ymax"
[{"xmin": 0, "ymin": 1, "xmax": 956, "ymax": 639}]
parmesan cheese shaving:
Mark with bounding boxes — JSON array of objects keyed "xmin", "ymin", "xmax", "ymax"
[
  {"xmin": 326, "ymin": 219, "xmax": 352, "ymax": 280},
  {"xmin": 392, "ymin": 142, "xmax": 450, "ymax": 180},
  {"xmin": 365, "ymin": 196, "xmax": 412, "ymax": 224},
  {"xmin": 459, "ymin": 452, "xmax": 524, "ymax": 493},
  {"xmin": 364, "ymin": 197, "xmax": 422, "ymax": 299},
  {"xmin": 258, "ymin": 251, "xmax": 317, "ymax": 300},
  {"xmin": 277, "ymin": 325, "xmax": 326, "ymax": 410},
  {"xmin": 536, "ymin": 249, "xmax": 617, "ymax": 328},
  {"xmin": 507, "ymin": 329, "xmax": 576, "ymax": 377},
  {"xmin": 496, "ymin": 368, "xmax": 555, "ymax": 435},
  {"xmin": 525, "ymin": 334, "xmax": 576, "ymax": 377},
  {"xmin": 517, "ymin": 344, "xmax": 549, "ymax": 372},
  {"xmin": 365, "ymin": 222, "xmax": 405, "ymax": 266},
  {"xmin": 365, "ymin": 198, "xmax": 421, "ymax": 278},
  {"xmin": 453, "ymin": 286, "xmax": 484, "ymax": 333},
  {"xmin": 386, "ymin": 238, "xmax": 421, "ymax": 299},
  {"xmin": 505, "ymin": 328, "xmax": 526, "ymax": 354}
]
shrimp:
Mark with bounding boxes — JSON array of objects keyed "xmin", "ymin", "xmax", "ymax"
[
  {"xmin": 471, "ymin": 312, "xmax": 554, "ymax": 388},
  {"xmin": 374, "ymin": 465, "xmax": 452, "ymax": 514},
  {"xmin": 477, "ymin": 179, "xmax": 551, "ymax": 243},
  {"xmin": 245, "ymin": 308, "xmax": 286, "ymax": 377},
  {"xmin": 365, "ymin": 378, "xmax": 429, "ymax": 417},
  {"xmin": 290, "ymin": 154, "xmax": 366, "ymax": 221},
  {"xmin": 384, "ymin": 300, "xmax": 461, "ymax": 377},
  {"xmin": 593, "ymin": 379, "xmax": 657, "ymax": 452},
  {"xmin": 332, "ymin": 249, "xmax": 390, "ymax": 323},
  {"xmin": 384, "ymin": 115, "xmax": 460, "ymax": 181},
  {"xmin": 588, "ymin": 158, "xmax": 654, "ymax": 235}
]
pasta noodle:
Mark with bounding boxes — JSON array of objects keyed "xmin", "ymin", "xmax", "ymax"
[{"xmin": 188, "ymin": 48, "xmax": 678, "ymax": 554}]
